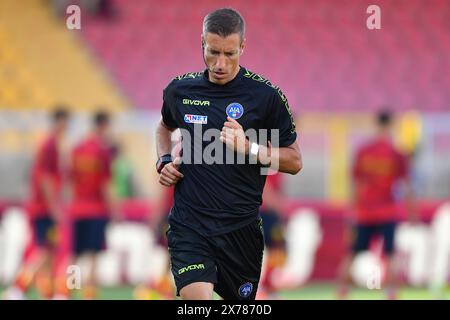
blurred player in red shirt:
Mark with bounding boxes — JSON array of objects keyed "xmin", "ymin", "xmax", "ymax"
[
  {"xmin": 336, "ymin": 110, "xmax": 417, "ymax": 300},
  {"xmin": 69, "ymin": 111, "xmax": 117, "ymax": 299},
  {"xmin": 3, "ymin": 108, "xmax": 70, "ymax": 300}
]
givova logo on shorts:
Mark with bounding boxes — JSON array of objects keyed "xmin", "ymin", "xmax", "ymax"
[{"xmin": 178, "ymin": 263, "xmax": 205, "ymax": 275}]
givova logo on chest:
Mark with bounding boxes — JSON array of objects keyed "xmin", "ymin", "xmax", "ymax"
[{"xmin": 183, "ymin": 99, "xmax": 210, "ymax": 106}]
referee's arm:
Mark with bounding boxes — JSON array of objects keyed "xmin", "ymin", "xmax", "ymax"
[
  {"xmin": 156, "ymin": 118, "xmax": 184, "ymax": 186},
  {"xmin": 221, "ymin": 117, "xmax": 302, "ymax": 175},
  {"xmin": 156, "ymin": 118, "xmax": 176, "ymax": 157},
  {"xmin": 258, "ymin": 139, "xmax": 302, "ymax": 175}
]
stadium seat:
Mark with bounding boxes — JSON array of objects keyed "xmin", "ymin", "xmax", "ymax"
[
  {"xmin": 0, "ymin": 0, "xmax": 128, "ymax": 110},
  {"xmin": 78, "ymin": 0, "xmax": 449, "ymax": 112}
]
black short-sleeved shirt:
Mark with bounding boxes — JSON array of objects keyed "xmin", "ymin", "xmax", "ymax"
[{"xmin": 161, "ymin": 66, "xmax": 297, "ymax": 236}]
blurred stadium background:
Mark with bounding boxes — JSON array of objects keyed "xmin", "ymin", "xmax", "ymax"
[{"xmin": 0, "ymin": 0, "xmax": 449, "ymax": 299}]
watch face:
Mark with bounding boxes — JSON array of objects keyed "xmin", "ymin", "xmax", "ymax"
[{"xmin": 157, "ymin": 155, "xmax": 173, "ymax": 173}]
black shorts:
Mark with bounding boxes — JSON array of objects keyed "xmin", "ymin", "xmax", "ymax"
[
  {"xmin": 32, "ymin": 216, "xmax": 56, "ymax": 248},
  {"xmin": 352, "ymin": 222, "xmax": 397, "ymax": 255},
  {"xmin": 167, "ymin": 219, "xmax": 264, "ymax": 300},
  {"xmin": 73, "ymin": 217, "xmax": 108, "ymax": 255}
]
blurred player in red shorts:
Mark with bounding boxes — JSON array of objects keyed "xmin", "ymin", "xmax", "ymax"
[
  {"xmin": 3, "ymin": 108, "xmax": 70, "ymax": 300},
  {"xmin": 68, "ymin": 111, "xmax": 118, "ymax": 299},
  {"xmin": 336, "ymin": 110, "xmax": 417, "ymax": 300}
]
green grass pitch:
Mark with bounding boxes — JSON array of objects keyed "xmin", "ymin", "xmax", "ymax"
[{"xmin": 3, "ymin": 282, "xmax": 448, "ymax": 300}]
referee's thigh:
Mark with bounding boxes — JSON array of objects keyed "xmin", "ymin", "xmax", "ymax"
[
  {"xmin": 166, "ymin": 223, "xmax": 217, "ymax": 296},
  {"xmin": 213, "ymin": 220, "xmax": 264, "ymax": 300}
]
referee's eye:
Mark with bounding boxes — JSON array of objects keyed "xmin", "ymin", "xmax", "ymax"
[{"xmin": 208, "ymin": 49, "xmax": 220, "ymax": 56}]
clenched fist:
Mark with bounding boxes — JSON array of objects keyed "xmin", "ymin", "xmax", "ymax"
[
  {"xmin": 220, "ymin": 117, "xmax": 249, "ymax": 155},
  {"xmin": 159, "ymin": 156, "xmax": 184, "ymax": 187}
]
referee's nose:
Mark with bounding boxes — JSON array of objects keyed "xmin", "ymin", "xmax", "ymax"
[{"xmin": 215, "ymin": 54, "xmax": 226, "ymax": 71}]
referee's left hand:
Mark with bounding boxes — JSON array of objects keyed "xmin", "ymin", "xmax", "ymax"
[
  {"xmin": 220, "ymin": 117, "xmax": 249, "ymax": 155},
  {"xmin": 159, "ymin": 156, "xmax": 184, "ymax": 187}
]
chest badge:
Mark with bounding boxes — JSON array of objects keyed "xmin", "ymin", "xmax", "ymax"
[{"xmin": 226, "ymin": 102, "xmax": 244, "ymax": 120}]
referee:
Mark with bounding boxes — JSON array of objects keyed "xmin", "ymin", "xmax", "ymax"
[{"xmin": 155, "ymin": 8, "xmax": 302, "ymax": 300}]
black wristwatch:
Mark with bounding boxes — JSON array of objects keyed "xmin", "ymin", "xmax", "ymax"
[{"xmin": 156, "ymin": 154, "xmax": 173, "ymax": 174}]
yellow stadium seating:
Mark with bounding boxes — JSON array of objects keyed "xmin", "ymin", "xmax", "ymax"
[{"xmin": 0, "ymin": 0, "xmax": 128, "ymax": 111}]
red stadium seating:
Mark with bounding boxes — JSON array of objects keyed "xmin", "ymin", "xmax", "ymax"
[{"xmin": 80, "ymin": 0, "xmax": 450, "ymax": 112}]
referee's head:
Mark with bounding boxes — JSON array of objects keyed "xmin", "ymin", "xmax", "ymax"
[{"xmin": 202, "ymin": 8, "xmax": 246, "ymax": 85}]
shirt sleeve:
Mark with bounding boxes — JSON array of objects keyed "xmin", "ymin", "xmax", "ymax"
[
  {"xmin": 40, "ymin": 141, "xmax": 58, "ymax": 175},
  {"xmin": 353, "ymin": 150, "xmax": 364, "ymax": 180},
  {"xmin": 69, "ymin": 149, "xmax": 77, "ymax": 182},
  {"xmin": 101, "ymin": 147, "xmax": 113, "ymax": 182},
  {"xmin": 161, "ymin": 85, "xmax": 178, "ymax": 129},
  {"xmin": 266, "ymin": 89, "xmax": 297, "ymax": 148},
  {"xmin": 397, "ymin": 152, "xmax": 409, "ymax": 180}
]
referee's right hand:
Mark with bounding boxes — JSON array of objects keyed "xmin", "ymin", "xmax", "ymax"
[{"xmin": 159, "ymin": 156, "xmax": 184, "ymax": 187}]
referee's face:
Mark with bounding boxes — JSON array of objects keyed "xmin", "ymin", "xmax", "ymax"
[{"xmin": 203, "ymin": 32, "xmax": 244, "ymax": 85}]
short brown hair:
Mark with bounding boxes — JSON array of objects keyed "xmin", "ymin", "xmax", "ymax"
[{"xmin": 203, "ymin": 8, "xmax": 245, "ymax": 41}]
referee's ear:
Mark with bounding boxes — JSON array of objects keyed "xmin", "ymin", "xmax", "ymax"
[
  {"xmin": 239, "ymin": 38, "xmax": 246, "ymax": 55},
  {"xmin": 201, "ymin": 34, "xmax": 205, "ymax": 50}
]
